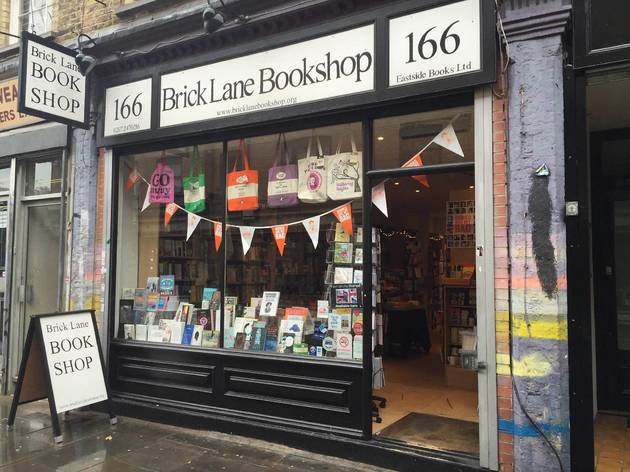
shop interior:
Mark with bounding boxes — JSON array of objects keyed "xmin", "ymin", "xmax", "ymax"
[{"xmin": 370, "ymin": 110, "xmax": 479, "ymax": 456}]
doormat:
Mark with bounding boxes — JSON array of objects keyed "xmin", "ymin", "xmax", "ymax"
[{"xmin": 376, "ymin": 412, "xmax": 479, "ymax": 454}]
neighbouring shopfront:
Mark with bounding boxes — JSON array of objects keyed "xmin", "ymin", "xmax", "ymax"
[
  {"xmin": 94, "ymin": 0, "xmax": 498, "ymax": 470},
  {"xmin": 0, "ymin": 76, "xmax": 69, "ymax": 394}
]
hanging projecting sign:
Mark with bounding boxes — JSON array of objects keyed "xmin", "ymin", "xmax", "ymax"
[
  {"xmin": 159, "ymin": 25, "xmax": 374, "ymax": 127},
  {"xmin": 389, "ymin": 0, "xmax": 481, "ymax": 87},
  {"xmin": 8, "ymin": 310, "xmax": 116, "ymax": 443},
  {"xmin": 18, "ymin": 32, "xmax": 89, "ymax": 128},
  {"xmin": 104, "ymin": 78, "xmax": 152, "ymax": 137}
]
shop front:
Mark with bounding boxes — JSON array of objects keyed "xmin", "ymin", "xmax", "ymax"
[{"xmin": 96, "ymin": 0, "xmax": 498, "ymax": 470}]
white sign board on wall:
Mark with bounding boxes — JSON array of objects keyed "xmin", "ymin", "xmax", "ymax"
[
  {"xmin": 104, "ymin": 78, "xmax": 152, "ymax": 137},
  {"xmin": 159, "ymin": 25, "xmax": 374, "ymax": 127},
  {"xmin": 18, "ymin": 32, "xmax": 89, "ymax": 128},
  {"xmin": 39, "ymin": 311, "xmax": 108, "ymax": 413},
  {"xmin": 388, "ymin": 0, "xmax": 481, "ymax": 87}
]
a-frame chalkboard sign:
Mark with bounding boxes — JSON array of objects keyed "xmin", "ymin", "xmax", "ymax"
[{"xmin": 7, "ymin": 310, "xmax": 116, "ymax": 443}]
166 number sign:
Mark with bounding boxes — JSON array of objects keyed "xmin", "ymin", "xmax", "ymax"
[
  {"xmin": 104, "ymin": 78, "xmax": 152, "ymax": 137},
  {"xmin": 389, "ymin": 0, "xmax": 481, "ymax": 87}
]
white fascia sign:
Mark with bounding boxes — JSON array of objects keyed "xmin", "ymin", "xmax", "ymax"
[
  {"xmin": 18, "ymin": 32, "xmax": 89, "ymax": 128},
  {"xmin": 159, "ymin": 24, "xmax": 375, "ymax": 127},
  {"xmin": 389, "ymin": 0, "xmax": 481, "ymax": 88},
  {"xmin": 104, "ymin": 78, "xmax": 152, "ymax": 137}
]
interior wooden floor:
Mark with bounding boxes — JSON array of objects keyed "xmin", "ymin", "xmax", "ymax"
[
  {"xmin": 595, "ymin": 413, "xmax": 630, "ymax": 471},
  {"xmin": 372, "ymin": 350, "xmax": 479, "ymax": 434}
]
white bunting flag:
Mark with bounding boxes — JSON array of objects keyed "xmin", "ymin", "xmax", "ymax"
[
  {"xmin": 302, "ymin": 216, "xmax": 320, "ymax": 249},
  {"xmin": 239, "ymin": 226, "xmax": 256, "ymax": 255},
  {"xmin": 141, "ymin": 185, "xmax": 151, "ymax": 212},
  {"xmin": 371, "ymin": 182, "xmax": 388, "ymax": 217},
  {"xmin": 432, "ymin": 123, "xmax": 464, "ymax": 157},
  {"xmin": 186, "ymin": 213, "xmax": 201, "ymax": 241}
]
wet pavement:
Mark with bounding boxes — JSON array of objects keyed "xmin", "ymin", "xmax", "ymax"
[{"xmin": 0, "ymin": 396, "xmax": 394, "ymax": 472}]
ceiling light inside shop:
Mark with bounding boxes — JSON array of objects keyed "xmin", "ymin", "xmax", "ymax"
[
  {"xmin": 377, "ymin": 136, "xmax": 384, "ymax": 141},
  {"xmin": 394, "ymin": 182, "xmax": 400, "ymax": 185}
]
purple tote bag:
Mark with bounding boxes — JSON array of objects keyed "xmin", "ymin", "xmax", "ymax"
[{"xmin": 267, "ymin": 133, "xmax": 298, "ymax": 208}]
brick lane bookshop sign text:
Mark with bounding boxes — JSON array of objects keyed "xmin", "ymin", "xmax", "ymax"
[
  {"xmin": 18, "ymin": 32, "xmax": 89, "ymax": 128},
  {"xmin": 389, "ymin": 0, "xmax": 481, "ymax": 87},
  {"xmin": 159, "ymin": 25, "xmax": 374, "ymax": 127},
  {"xmin": 40, "ymin": 312, "xmax": 108, "ymax": 413}
]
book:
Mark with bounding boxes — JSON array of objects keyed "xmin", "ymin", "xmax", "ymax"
[
  {"xmin": 335, "ymin": 332, "xmax": 353, "ymax": 359},
  {"xmin": 201, "ymin": 330, "xmax": 219, "ymax": 348},
  {"xmin": 135, "ymin": 324, "xmax": 148, "ymax": 341},
  {"xmin": 335, "ymin": 223, "xmax": 350, "ymax": 242},
  {"xmin": 121, "ymin": 288, "xmax": 136, "ymax": 299},
  {"xmin": 123, "ymin": 324, "xmax": 135, "ymax": 340},
  {"xmin": 243, "ymin": 306, "xmax": 256, "ymax": 318},
  {"xmin": 293, "ymin": 343, "xmax": 308, "ymax": 356},
  {"xmin": 285, "ymin": 306, "xmax": 309, "ymax": 318},
  {"xmin": 234, "ymin": 317, "xmax": 254, "ymax": 334},
  {"xmin": 328, "ymin": 312, "xmax": 341, "ymax": 330},
  {"xmin": 147, "ymin": 293, "xmax": 159, "ymax": 312},
  {"xmin": 119, "ymin": 300, "xmax": 135, "ymax": 324},
  {"xmin": 133, "ymin": 289, "xmax": 147, "ymax": 311},
  {"xmin": 353, "ymin": 335, "xmax": 363, "ymax": 360},
  {"xmin": 165, "ymin": 296, "xmax": 180, "ymax": 312},
  {"xmin": 278, "ymin": 332, "xmax": 295, "ymax": 353},
  {"xmin": 159, "ymin": 275, "xmax": 175, "ymax": 295},
  {"xmin": 196, "ymin": 309, "xmax": 210, "ymax": 329},
  {"xmin": 334, "ymin": 267, "xmax": 353, "ymax": 284},
  {"xmin": 317, "ymin": 300, "xmax": 329, "ymax": 319},
  {"xmin": 261, "ymin": 291, "xmax": 280, "ymax": 317},
  {"xmin": 334, "ymin": 242, "xmax": 353, "ymax": 264},
  {"xmin": 182, "ymin": 324, "xmax": 194, "ymax": 345},
  {"xmin": 250, "ymin": 297, "xmax": 263, "ymax": 316},
  {"xmin": 224, "ymin": 327, "xmax": 236, "ymax": 349},
  {"xmin": 352, "ymin": 269, "xmax": 363, "ymax": 284},
  {"xmin": 354, "ymin": 247, "xmax": 363, "ymax": 264},
  {"xmin": 356, "ymin": 227, "xmax": 363, "ymax": 242},
  {"xmin": 191, "ymin": 325, "xmax": 204, "ymax": 346},
  {"xmin": 202, "ymin": 287, "xmax": 217, "ymax": 309},
  {"xmin": 147, "ymin": 325, "xmax": 165, "ymax": 343},
  {"xmin": 146, "ymin": 277, "xmax": 160, "ymax": 293},
  {"xmin": 157, "ymin": 295, "xmax": 168, "ymax": 311},
  {"xmin": 337, "ymin": 308, "xmax": 352, "ymax": 332},
  {"xmin": 234, "ymin": 332, "xmax": 246, "ymax": 350},
  {"xmin": 280, "ymin": 319, "xmax": 304, "ymax": 343},
  {"xmin": 249, "ymin": 326, "xmax": 267, "ymax": 351},
  {"xmin": 264, "ymin": 324, "xmax": 279, "ymax": 352}
]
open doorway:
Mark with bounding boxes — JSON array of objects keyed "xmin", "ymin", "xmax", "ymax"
[
  {"xmin": 586, "ymin": 70, "xmax": 630, "ymax": 468},
  {"xmin": 368, "ymin": 108, "xmax": 480, "ymax": 457}
]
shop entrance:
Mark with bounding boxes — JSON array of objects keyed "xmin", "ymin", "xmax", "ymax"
[{"xmin": 367, "ymin": 105, "xmax": 487, "ymax": 459}]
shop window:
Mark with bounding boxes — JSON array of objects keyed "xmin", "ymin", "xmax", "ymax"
[
  {"xmin": 24, "ymin": 156, "xmax": 62, "ymax": 196},
  {"xmin": 373, "ymin": 106, "xmax": 474, "ymax": 169},
  {"xmin": 0, "ymin": 167, "xmax": 10, "ymax": 193},
  {"xmin": 225, "ymin": 123, "xmax": 364, "ymax": 360},
  {"xmin": 20, "ymin": 0, "xmax": 53, "ymax": 37},
  {"xmin": 115, "ymin": 143, "xmax": 225, "ymax": 347}
]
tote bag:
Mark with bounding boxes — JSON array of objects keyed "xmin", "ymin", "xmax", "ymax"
[
  {"xmin": 326, "ymin": 134, "xmax": 363, "ymax": 201},
  {"xmin": 183, "ymin": 145, "xmax": 206, "ymax": 213},
  {"xmin": 227, "ymin": 139, "xmax": 259, "ymax": 212},
  {"xmin": 267, "ymin": 133, "xmax": 298, "ymax": 208},
  {"xmin": 149, "ymin": 158, "xmax": 174, "ymax": 204},
  {"xmin": 298, "ymin": 135, "xmax": 327, "ymax": 203}
]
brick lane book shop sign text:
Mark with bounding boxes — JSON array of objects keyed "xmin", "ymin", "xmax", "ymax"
[
  {"xmin": 158, "ymin": 25, "xmax": 374, "ymax": 127},
  {"xmin": 18, "ymin": 32, "xmax": 88, "ymax": 128},
  {"xmin": 41, "ymin": 312, "xmax": 107, "ymax": 412}
]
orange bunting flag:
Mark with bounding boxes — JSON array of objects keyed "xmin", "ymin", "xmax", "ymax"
[
  {"xmin": 272, "ymin": 225, "xmax": 288, "ymax": 256},
  {"xmin": 402, "ymin": 153, "xmax": 430, "ymax": 188},
  {"xmin": 126, "ymin": 168, "xmax": 141, "ymax": 191},
  {"xmin": 164, "ymin": 203, "xmax": 178, "ymax": 225},
  {"xmin": 332, "ymin": 203, "xmax": 353, "ymax": 236},
  {"xmin": 214, "ymin": 222, "xmax": 222, "ymax": 252}
]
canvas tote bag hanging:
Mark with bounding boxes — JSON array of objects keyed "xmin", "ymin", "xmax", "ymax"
[
  {"xmin": 149, "ymin": 151, "xmax": 175, "ymax": 204},
  {"xmin": 326, "ymin": 134, "xmax": 363, "ymax": 201},
  {"xmin": 267, "ymin": 133, "xmax": 299, "ymax": 208},
  {"xmin": 298, "ymin": 133, "xmax": 327, "ymax": 203},
  {"xmin": 228, "ymin": 139, "xmax": 259, "ymax": 211},
  {"xmin": 183, "ymin": 145, "xmax": 206, "ymax": 213}
]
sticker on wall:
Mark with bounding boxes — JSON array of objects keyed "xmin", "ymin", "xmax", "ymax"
[
  {"xmin": 371, "ymin": 182, "xmax": 388, "ymax": 217},
  {"xmin": 332, "ymin": 203, "xmax": 353, "ymax": 236},
  {"xmin": 239, "ymin": 226, "xmax": 256, "ymax": 255},
  {"xmin": 164, "ymin": 203, "xmax": 178, "ymax": 225},
  {"xmin": 402, "ymin": 153, "xmax": 430, "ymax": 188},
  {"xmin": 141, "ymin": 185, "xmax": 151, "ymax": 212},
  {"xmin": 186, "ymin": 213, "xmax": 201, "ymax": 241},
  {"xmin": 432, "ymin": 123, "xmax": 464, "ymax": 157},
  {"xmin": 302, "ymin": 216, "xmax": 320, "ymax": 249},
  {"xmin": 149, "ymin": 162, "xmax": 174, "ymax": 203},
  {"xmin": 214, "ymin": 222, "xmax": 222, "ymax": 251},
  {"xmin": 272, "ymin": 225, "xmax": 288, "ymax": 256}
]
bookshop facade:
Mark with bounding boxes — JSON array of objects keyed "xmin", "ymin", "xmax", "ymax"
[{"xmin": 96, "ymin": 0, "xmax": 498, "ymax": 470}]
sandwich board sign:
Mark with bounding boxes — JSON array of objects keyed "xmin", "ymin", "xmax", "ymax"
[{"xmin": 7, "ymin": 310, "xmax": 116, "ymax": 443}]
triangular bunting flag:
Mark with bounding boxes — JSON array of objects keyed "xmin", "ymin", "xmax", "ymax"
[
  {"xmin": 187, "ymin": 213, "xmax": 201, "ymax": 241},
  {"xmin": 302, "ymin": 216, "xmax": 320, "ymax": 249},
  {"xmin": 214, "ymin": 222, "xmax": 222, "ymax": 252},
  {"xmin": 402, "ymin": 153, "xmax": 430, "ymax": 188},
  {"xmin": 332, "ymin": 203, "xmax": 353, "ymax": 236},
  {"xmin": 432, "ymin": 123, "xmax": 464, "ymax": 157},
  {"xmin": 164, "ymin": 203, "xmax": 178, "ymax": 225},
  {"xmin": 272, "ymin": 225, "xmax": 288, "ymax": 256},
  {"xmin": 126, "ymin": 168, "xmax": 141, "ymax": 191},
  {"xmin": 141, "ymin": 185, "xmax": 151, "ymax": 212},
  {"xmin": 371, "ymin": 182, "xmax": 388, "ymax": 217},
  {"xmin": 239, "ymin": 226, "xmax": 256, "ymax": 255}
]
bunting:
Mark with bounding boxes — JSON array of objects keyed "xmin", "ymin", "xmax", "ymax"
[
  {"xmin": 272, "ymin": 225, "xmax": 288, "ymax": 256},
  {"xmin": 239, "ymin": 226, "xmax": 256, "ymax": 255},
  {"xmin": 302, "ymin": 216, "xmax": 320, "ymax": 249},
  {"xmin": 432, "ymin": 123, "xmax": 464, "ymax": 157},
  {"xmin": 402, "ymin": 153, "xmax": 430, "ymax": 188},
  {"xmin": 164, "ymin": 203, "xmax": 178, "ymax": 225},
  {"xmin": 141, "ymin": 186, "xmax": 151, "ymax": 212},
  {"xmin": 371, "ymin": 182, "xmax": 388, "ymax": 217},
  {"xmin": 186, "ymin": 213, "xmax": 201, "ymax": 241},
  {"xmin": 126, "ymin": 168, "xmax": 141, "ymax": 191},
  {"xmin": 214, "ymin": 222, "xmax": 223, "ymax": 252}
]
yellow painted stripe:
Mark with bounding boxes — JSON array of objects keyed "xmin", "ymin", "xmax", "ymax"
[
  {"xmin": 513, "ymin": 318, "xmax": 568, "ymax": 341},
  {"xmin": 497, "ymin": 364, "xmax": 511, "ymax": 375}
]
